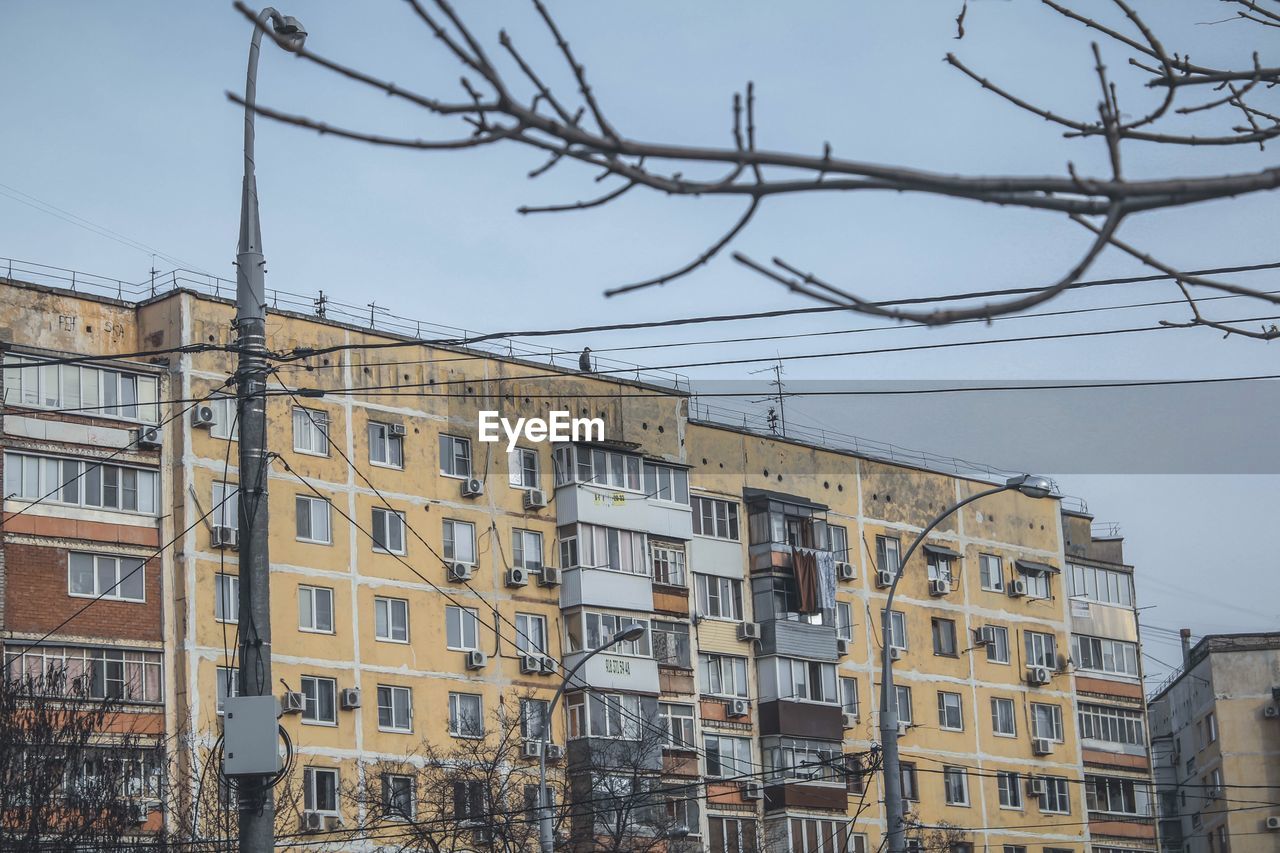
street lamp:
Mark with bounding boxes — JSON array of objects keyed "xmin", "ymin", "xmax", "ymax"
[
  {"xmin": 233, "ymin": 8, "xmax": 305, "ymax": 853},
  {"xmin": 879, "ymin": 474, "xmax": 1054, "ymax": 853},
  {"xmin": 539, "ymin": 624, "xmax": 648, "ymax": 853}
]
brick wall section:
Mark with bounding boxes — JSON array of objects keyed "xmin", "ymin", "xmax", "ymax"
[{"xmin": 3, "ymin": 542, "xmax": 162, "ymax": 643}]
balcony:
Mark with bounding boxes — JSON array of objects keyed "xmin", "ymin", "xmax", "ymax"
[
  {"xmin": 759, "ymin": 619, "xmax": 839, "ymax": 661},
  {"xmin": 763, "ymin": 781, "xmax": 847, "ymax": 813},
  {"xmin": 758, "ymin": 700, "xmax": 843, "ymax": 739},
  {"xmin": 562, "ymin": 650, "xmax": 660, "ymax": 695},
  {"xmin": 554, "ymin": 483, "xmax": 693, "ymax": 539},
  {"xmin": 560, "ymin": 566, "xmax": 653, "ymax": 613}
]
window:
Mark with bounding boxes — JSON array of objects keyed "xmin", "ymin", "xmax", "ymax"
[
  {"xmin": 515, "ymin": 612, "xmax": 547, "ymax": 655},
  {"xmin": 876, "ymin": 535, "xmax": 901, "ymax": 575},
  {"xmin": 509, "ymin": 446, "xmax": 539, "ymax": 488},
  {"xmin": 368, "ymin": 421, "xmax": 404, "ymax": 468},
  {"xmin": 215, "ymin": 573, "xmax": 239, "ymax": 623},
  {"xmin": 588, "ymin": 693, "xmax": 642, "ymax": 739},
  {"xmin": 652, "ymin": 621, "xmax": 691, "ymax": 668},
  {"xmin": 448, "ymin": 692, "xmax": 483, "ymax": 737},
  {"xmin": 707, "ymin": 816, "xmax": 758, "ymax": 853},
  {"xmin": 775, "ymin": 658, "xmax": 839, "ymax": 704},
  {"xmin": 980, "ymin": 553, "xmax": 1003, "ymax": 591},
  {"xmin": 303, "ymin": 766, "xmax": 338, "ymax": 813},
  {"xmin": 520, "ymin": 697, "xmax": 549, "ymax": 741},
  {"xmin": 659, "ymin": 702, "xmax": 696, "ymax": 749},
  {"xmin": 692, "ymin": 495, "xmax": 740, "ymax": 540},
  {"xmin": 574, "ymin": 446, "xmax": 642, "ymax": 491},
  {"xmin": 650, "ymin": 542, "xmax": 686, "ymax": 587},
  {"xmin": 2, "ymin": 645, "xmax": 164, "ymax": 703},
  {"xmin": 997, "ymin": 771, "xmax": 1022, "ymax": 808},
  {"xmin": 374, "ymin": 596, "xmax": 409, "ymax": 643},
  {"xmin": 985, "ymin": 625, "xmax": 1010, "ymax": 664},
  {"xmin": 292, "ymin": 407, "xmax": 330, "ymax": 455},
  {"xmin": 569, "ymin": 612, "xmax": 651, "ymax": 656},
  {"xmin": 301, "ymin": 676, "xmax": 337, "ymax": 724},
  {"xmin": 1038, "ymin": 776, "xmax": 1070, "ymax": 813},
  {"xmin": 443, "ymin": 519, "xmax": 476, "ymax": 564},
  {"xmin": 894, "ymin": 685, "xmax": 914, "ymax": 725},
  {"xmin": 938, "ymin": 692, "xmax": 964, "ymax": 731},
  {"xmin": 991, "ymin": 697, "xmax": 1017, "ymax": 736},
  {"xmin": 382, "ymin": 773, "xmax": 414, "ymax": 820},
  {"xmin": 67, "ymin": 552, "xmax": 145, "ymax": 602},
  {"xmin": 1031, "ymin": 703, "xmax": 1064, "ymax": 742},
  {"xmin": 1078, "ymin": 703, "xmax": 1145, "ymax": 747},
  {"xmin": 700, "ymin": 653, "xmax": 748, "ymax": 698},
  {"xmin": 377, "ymin": 685, "xmax": 412, "ymax": 732},
  {"xmin": 4, "ymin": 453, "xmax": 161, "ymax": 514},
  {"xmin": 215, "ymin": 666, "xmax": 239, "ymax": 714},
  {"xmin": 298, "ymin": 586, "xmax": 334, "ymax": 634},
  {"xmin": 446, "ymin": 606, "xmax": 480, "ymax": 651},
  {"xmin": 512, "ymin": 528, "xmax": 544, "ymax": 570},
  {"xmin": 570, "ymin": 523, "xmax": 648, "ymax": 574},
  {"xmin": 208, "ymin": 396, "xmax": 238, "ymax": 439},
  {"xmin": 763, "ymin": 737, "xmax": 843, "ymax": 784},
  {"xmin": 452, "ymin": 780, "xmax": 486, "ymax": 821},
  {"xmin": 643, "ymin": 462, "xmax": 690, "ymax": 503},
  {"xmin": 2, "ymin": 355, "xmax": 160, "ymax": 423},
  {"xmin": 295, "ymin": 495, "xmax": 332, "ymax": 544},
  {"xmin": 212, "ymin": 481, "xmax": 238, "ymax": 529},
  {"xmin": 704, "ymin": 734, "xmax": 753, "ymax": 779},
  {"xmin": 371, "ymin": 507, "xmax": 406, "ymax": 554},
  {"xmin": 1085, "ymin": 775, "xmax": 1152, "ymax": 816},
  {"xmin": 1024, "ymin": 630, "xmax": 1058, "ymax": 669},
  {"xmin": 836, "ymin": 602, "xmax": 853, "ymax": 640},
  {"xmin": 1072, "ymin": 634, "xmax": 1139, "ymax": 677},
  {"xmin": 1069, "ymin": 564, "xmax": 1133, "ymax": 607},
  {"xmin": 439, "ymin": 434, "xmax": 472, "ymax": 478},
  {"xmin": 932, "ymin": 618, "xmax": 957, "ymax": 656},
  {"xmin": 926, "ymin": 551, "xmax": 954, "ymax": 585},
  {"xmin": 840, "ymin": 677, "xmax": 859, "ymax": 716},
  {"xmin": 943, "ymin": 766, "xmax": 969, "ymax": 805},
  {"xmin": 886, "ymin": 610, "xmax": 908, "ymax": 650},
  {"xmin": 695, "ymin": 574, "xmax": 743, "ymax": 620},
  {"xmin": 1020, "ymin": 566, "xmax": 1052, "ymax": 599},
  {"xmin": 1206, "ymin": 712, "xmax": 1218, "ymax": 743},
  {"xmin": 829, "ymin": 524, "xmax": 850, "ymax": 561},
  {"xmin": 900, "ymin": 762, "xmax": 919, "ymax": 800}
]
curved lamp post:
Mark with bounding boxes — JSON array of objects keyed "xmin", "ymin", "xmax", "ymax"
[
  {"xmin": 880, "ymin": 474, "xmax": 1054, "ymax": 853},
  {"xmin": 539, "ymin": 623, "xmax": 648, "ymax": 853}
]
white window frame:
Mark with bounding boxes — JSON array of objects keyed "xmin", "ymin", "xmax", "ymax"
[
  {"xmin": 659, "ymin": 702, "xmax": 696, "ymax": 750},
  {"xmin": 1072, "ymin": 634, "xmax": 1140, "ymax": 678},
  {"xmin": 376, "ymin": 684, "xmax": 413, "ymax": 733},
  {"xmin": 1069, "ymin": 563, "xmax": 1133, "ymax": 607},
  {"xmin": 840, "ymin": 677, "xmax": 860, "ymax": 716},
  {"xmin": 371, "ymin": 507, "xmax": 406, "ymax": 555},
  {"xmin": 650, "ymin": 542, "xmax": 687, "ymax": 587},
  {"xmin": 212, "ymin": 481, "xmax": 239, "ymax": 530},
  {"xmin": 509, "ymin": 446, "xmax": 539, "ymax": 489},
  {"xmin": 876, "ymin": 535, "xmax": 901, "ymax": 575},
  {"xmin": 515, "ymin": 612, "xmax": 547, "ymax": 656},
  {"xmin": 991, "ymin": 697, "xmax": 1017, "ymax": 737},
  {"xmin": 295, "ymin": 494, "xmax": 332, "ymax": 545},
  {"xmin": 985, "ymin": 625, "xmax": 1010, "ymax": 664},
  {"xmin": 937, "ymin": 691, "xmax": 964, "ymax": 731},
  {"xmin": 1078, "ymin": 703, "xmax": 1146, "ymax": 747},
  {"xmin": 836, "ymin": 602, "xmax": 854, "ymax": 641},
  {"xmin": 2, "ymin": 355, "xmax": 159, "ymax": 424},
  {"xmin": 445, "ymin": 606, "xmax": 480, "ymax": 651},
  {"xmin": 1031, "ymin": 702, "xmax": 1065, "ymax": 742},
  {"xmin": 887, "ymin": 610, "xmax": 908, "ymax": 650},
  {"xmin": 703, "ymin": 734, "xmax": 753, "ymax": 779},
  {"xmin": 997, "ymin": 771, "xmax": 1023, "ymax": 808},
  {"xmin": 1038, "ymin": 776, "xmax": 1071, "ymax": 814},
  {"xmin": 699, "ymin": 653, "xmax": 748, "ymax": 698},
  {"xmin": 443, "ymin": 519, "xmax": 476, "ymax": 564},
  {"xmin": 382, "ymin": 773, "xmax": 415, "ymax": 820},
  {"xmin": 1021, "ymin": 567, "xmax": 1052, "ymax": 599},
  {"xmin": 67, "ymin": 552, "xmax": 145, "ymax": 602},
  {"xmin": 292, "ymin": 407, "xmax": 330, "ymax": 456},
  {"xmin": 448, "ymin": 692, "xmax": 484, "ymax": 738},
  {"xmin": 298, "ymin": 585, "xmax": 335, "ymax": 634},
  {"xmin": 943, "ymin": 766, "xmax": 970, "ymax": 806},
  {"xmin": 374, "ymin": 596, "xmax": 409, "ymax": 643},
  {"xmin": 894, "ymin": 685, "xmax": 913, "ymax": 725},
  {"xmin": 695, "ymin": 573, "xmax": 743, "ymax": 621},
  {"xmin": 1024, "ymin": 630, "xmax": 1058, "ymax": 669},
  {"xmin": 304, "ymin": 766, "xmax": 339, "ymax": 813},
  {"xmin": 208, "ymin": 395, "xmax": 239, "ymax": 440},
  {"xmin": 439, "ymin": 434, "xmax": 472, "ymax": 479},
  {"xmin": 300, "ymin": 676, "xmax": 337, "ymax": 726},
  {"xmin": 215, "ymin": 665, "xmax": 240, "ymax": 715},
  {"xmin": 691, "ymin": 495, "xmax": 740, "ymax": 540},
  {"xmin": 512, "ymin": 528, "xmax": 544, "ymax": 571},
  {"xmin": 368, "ymin": 421, "xmax": 404, "ymax": 469},
  {"xmin": 980, "ymin": 553, "xmax": 1004, "ymax": 592},
  {"xmin": 215, "ymin": 572, "xmax": 239, "ymax": 623}
]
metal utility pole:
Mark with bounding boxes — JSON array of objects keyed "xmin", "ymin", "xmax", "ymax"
[
  {"xmin": 234, "ymin": 8, "xmax": 306, "ymax": 852},
  {"xmin": 878, "ymin": 475, "xmax": 1053, "ymax": 853}
]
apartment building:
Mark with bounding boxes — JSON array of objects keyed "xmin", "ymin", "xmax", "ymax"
[
  {"xmin": 0, "ymin": 268, "xmax": 1160, "ymax": 852},
  {"xmin": 1149, "ymin": 633, "xmax": 1280, "ymax": 853}
]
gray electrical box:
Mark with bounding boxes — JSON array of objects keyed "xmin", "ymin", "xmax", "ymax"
[{"xmin": 223, "ymin": 695, "xmax": 281, "ymax": 776}]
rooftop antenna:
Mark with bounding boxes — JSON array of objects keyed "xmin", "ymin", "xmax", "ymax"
[
  {"xmin": 315, "ymin": 290, "xmax": 328, "ymax": 318},
  {"xmin": 149, "ymin": 255, "xmax": 159, "ymax": 297},
  {"xmin": 749, "ymin": 359, "xmax": 787, "ymax": 437}
]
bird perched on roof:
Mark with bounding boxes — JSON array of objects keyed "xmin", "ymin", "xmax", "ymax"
[{"xmin": 578, "ymin": 347, "xmax": 593, "ymax": 372}]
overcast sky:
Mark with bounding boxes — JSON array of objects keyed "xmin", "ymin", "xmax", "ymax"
[{"xmin": 2, "ymin": 1, "xmax": 1276, "ymax": 685}]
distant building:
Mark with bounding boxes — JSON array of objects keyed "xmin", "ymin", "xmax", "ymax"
[{"xmin": 1149, "ymin": 632, "xmax": 1280, "ymax": 853}]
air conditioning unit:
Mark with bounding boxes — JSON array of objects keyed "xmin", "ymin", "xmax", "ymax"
[
  {"xmin": 1008, "ymin": 578, "xmax": 1028, "ymax": 597},
  {"xmin": 842, "ymin": 712, "xmax": 859, "ymax": 729},
  {"xmin": 1026, "ymin": 777, "xmax": 1047, "ymax": 798},
  {"xmin": 837, "ymin": 561, "xmax": 856, "ymax": 581},
  {"xmin": 192, "ymin": 405, "xmax": 216, "ymax": 428},
  {"xmin": 889, "ymin": 647, "xmax": 902, "ymax": 661},
  {"xmin": 340, "ymin": 687, "xmax": 361, "ymax": 710},
  {"xmin": 740, "ymin": 782, "xmax": 763, "ymax": 801},
  {"xmin": 1208, "ymin": 787, "xmax": 1223, "ymax": 800},
  {"xmin": 897, "ymin": 721, "xmax": 909, "ymax": 738},
  {"xmin": 737, "ymin": 622, "xmax": 761, "ymax": 642},
  {"xmin": 506, "ymin": 567, "xmax": 529, "ymax": 588},
  {"xmin": 324, "ymin": 815, "xmax": 342, "ymax": 831},
  {"xmin": 461, "ymin": 478, "xmax": 484, "ymax": 498},
  {"xmin": 448, "ymin": 562, "xmax": 472, "ymax": 582},
  {"xmin": 523, "ymin": 488, "xmax": 548, "ymax": 509},
  {"xmin": 465, "ymin": 650, "xmax": 488, "ymax": 670},
  {"xmin": 1027, "ymin": 666, "xmax": 1053, "ymax": 686},
  {"xmin": 928, "ymin": 578, "xmax": 949, "ymax": 597},
  {"xmin": 972, "ymin": 627, "xmax": 992, "ymax": 647},
  {"xmin": 1032, "ymin": 738, "xmax": 1053, "ymax": 756},
  {"xmin": 727, "ymin": 698, "xmax": 750, "ymax": 718},
  {"xmin": 537, "ymin": 566, "xmax": 561, "ymax": 587},
  {"xmin": 522, "ymin": 740, "xmax": 543, "ymax": 759},
  {"xmin": 300, "ymin": 811, "xmax": 325, "ymax": 833},
  {"xmin": 388, "ymin": 423, "xmax": 407, "ymax": 437},
  {"xmin": 211, "ymin": 525, "xmax": 239, "ymax": 550},
  {"xmin": 135, "ymin": 426, "xmax": 163, "ymax": 448},
  {"xmin": 1266, "ymin": 815, "xmax": 1280, "ymax": 831},
  {"xmin": 520, "ymin": 655, "xmax": 542, "ymax": 674},
  {"xmin": 876, "ymin": 570, "xmax": 894, "ymax": 589},
  {"xmin": 836, "ymin": 638, "xmax": 851, "ymax": 657},
  {"xmin": 539, "ymin": 656, "xmax": 556, "ymax": 675},
  {"xmin": 127, "ymin": 801, "xmax": 148, "ymax": 824},
  {"xmin": 545, "ymin": 743, "xmax": 565, "ymax": 761},
  {"xmin": 1264, "ymin": 705, "xmax": 1280, "ymax": 719},
  {"xmin": 281, "ymin": 691, "xmax": 306, "ymax": 714}
]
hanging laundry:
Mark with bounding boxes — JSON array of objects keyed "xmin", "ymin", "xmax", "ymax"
[
  {"xmin": 816, "ymin": 549, "xmax": 837, "ymax": 610},
  {"xmin": 791, "ymin": 546, "xmax": 820, "ymax": 614}
]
